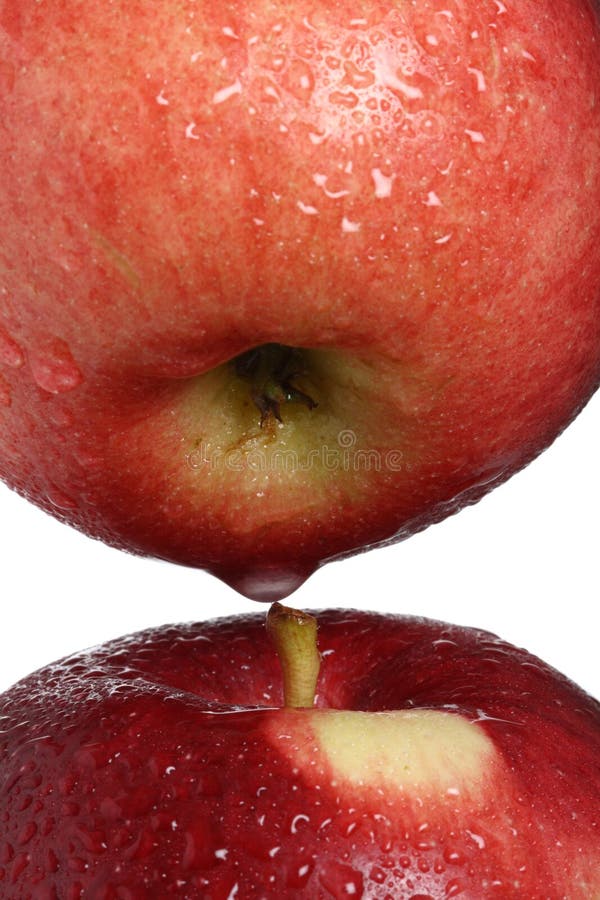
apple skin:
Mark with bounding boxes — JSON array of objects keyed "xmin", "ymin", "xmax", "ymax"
[
  {"xmin": 0, "ymin": 610, "xmax": 599, "ymax": 898},
  {"xmin": 1, "ymin": 1, "xmax": 600, "ymax": 598}
]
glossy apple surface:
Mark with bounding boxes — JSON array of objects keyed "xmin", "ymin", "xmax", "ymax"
[
  {"xmin": 1, "ymin": 609, "xmax": 599, "ymax": 898},
  {"xmin": 1, "ymin": 0, "xmax": 600, "ymax": 599}
]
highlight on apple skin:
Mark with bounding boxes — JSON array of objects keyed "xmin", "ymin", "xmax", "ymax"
[
  {"xmin": 2, "ymin": 0, "xmax": 600, "ymax": 599},
  {"xmin": 0, "ymin": 609, "xmax": 599, "ymax": 898}
]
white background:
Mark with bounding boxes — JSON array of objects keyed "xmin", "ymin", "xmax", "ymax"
[{"xmin": 1, "ymin": 390, "xmax": 598, "ymax": 699}]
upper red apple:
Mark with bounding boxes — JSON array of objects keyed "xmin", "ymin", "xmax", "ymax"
[
  {"xmin": 1, "ymin": 0, "xmax": 600, "ymax": 599},
  {"xmin": 1, "ymin": 608, "xmax": 599, "ymax": 898}
]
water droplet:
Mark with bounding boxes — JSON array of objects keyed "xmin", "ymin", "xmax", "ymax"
[
  {"xmin": 46, "ymin": 487, "xmax": 77, "ymax": 511},
  {"xmin": 268, "ymin": 53, "xmax": 286, "ymax": 72},
  {"xmin": 465, "ymin": 128, "xmax": 485, "ymax": 144},
  {"xmin": 282, "ymin": 59, "xmax": 315, "ymax": 102},
  {"xmin": 16, "ymin": 822, "xmax": 36, "ymax": 846},
  {"xmin": 254, "ymin": 75, "xmax": 281, "ymax": 104},
  {"xmin": 99, "ymin": 798, "xmax": 122, "ymax": 820},
  {"xmin": 296, "ymin": 41, "xmax": 315, "ymax": 60},
  {"xmin": 329, "ymin": 90, "xmax": 359, "ymax": 109},
  {"xmin": 290, "ymin": 813, "xmax": 310, "ymax": 834},
  {"xmin": 0, "ymin": 374, "xmax": 11, "ymax": 407},
  {"xmin": 212, "ymin": 78, "xmax": 242, "ymax": 106},
  {"xmin": 0, "ymin": 842, "xmax": 14, "ymax": 865},
  {"xmin": 467, "ymin": 66, "xmax": 487, "ymax": 93},
  {"xmin": 369, "ymin": 867, "xmax": 386, "ymax": 885},
  {"xmin": 11, "ymin": 852, "xmax": 29, "ymax": 880},
  {"xmin": 342, "ymin": 217, "xmax": 361, "ymax": 234},
  {"xmin": 30, "ymin": 341, "xmax": 83, "ymax": 394},
  {"xmin": 41, "ymin": 817, "xmax": 55, "ymax": 838},
  {"xmin": 371, "ymin": 168, "xmax": 395, "ymax": 199},
  {"xmin": 285, "ymin": 856, "xmax": 315, "ymax": 888},
  {"xmin": 0, "ymin": 327, "xmax": 24, "ymax": 368},
  {"xmin": 343, "ymin": 61, "xmax": 375, "ymax": 90},
  {"xmin": 297, "ymin": 200, "xmax": 319, "ymax": 216},
  {"xmin": 46, "ymin": 848, "xmax": 59, "ymax": 874},
  {"xmin": 413, "ymin": 110, "xmax": 445, "ymax": 140},
  {"xmin": 214, "ymin": 565, "xmax": 312, "ymax": 602},
  {"xmin": 466, "ymin": 829, "xmax": 486, "ymax": 849},
  {"xmin": 67, "ymin": 856, "xmax": 87, "ymax": 874},
  {"xmin": 185, "ymin": 122, "xmax": 200, "ymax": 140},
  {"xmin": 319, "ymin": 859, "xmax": 364, "ymax": 898},
  {"xmin": 341, "ymin": 36, "xmax": 365, "ymax": 61},
  {"xmin": 443, "ymin": 847, "xmax": 465, "ymax": 866}
]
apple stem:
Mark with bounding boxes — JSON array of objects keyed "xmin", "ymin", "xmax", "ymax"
[{"xmin": 267, "ymin": 602, "xmax": 321, "ymax": 708}]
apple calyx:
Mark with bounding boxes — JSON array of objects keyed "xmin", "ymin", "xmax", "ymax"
[
  {"xmin": 266, "ymin": 601, "xmax": 321, "ymax": 707},
  {"xmin": 233, "ymin": 343, "xmax": 317, "ymax": 426}
]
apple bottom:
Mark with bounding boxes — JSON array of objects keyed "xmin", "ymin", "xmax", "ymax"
[{"xmin": 0, "ymin": 611, "xmax": 599, "ymax": 899}]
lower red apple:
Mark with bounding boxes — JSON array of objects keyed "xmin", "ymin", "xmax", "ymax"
[{"xmin": 1, "ymin": 609, "xmax": 599, "ymax": 898}]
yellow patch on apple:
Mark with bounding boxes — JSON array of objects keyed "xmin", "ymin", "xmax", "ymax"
[{"xmin": 268, "ymin": 708, "xmax": 497, "ymax": 797}]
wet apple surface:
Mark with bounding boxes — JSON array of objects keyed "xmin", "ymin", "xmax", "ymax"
[
  {"xmin": 1, "ymin": 610, "xmax": 599, "ymax": 898},
  {"xmin": 1, "ymin": 0, "xmax": 600, "ymax": 598}
]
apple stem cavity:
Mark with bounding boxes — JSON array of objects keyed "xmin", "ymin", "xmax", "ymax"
[
  {"xmin": 233, "ymin": 343, "xmax": 317, "ymax": 426},
  {"xmin": 266, "ymin": 601, "xmax": 321, "ymax": 708}
]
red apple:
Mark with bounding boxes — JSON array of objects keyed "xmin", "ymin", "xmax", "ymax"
[
  {"xmin": 1, "ymin": 0, "xmax": 600, "ymax": 599},
  {"xmin": 0, "ymin": 608, "xmax": 599, "ymax": 898}
]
